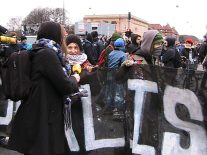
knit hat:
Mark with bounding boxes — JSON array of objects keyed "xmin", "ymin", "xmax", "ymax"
[
  {"xmin": 114, "ymin": 38, "xmax": 125, "ymax": 47},
  {"xmin": 152, "ymin": 33, "xmax": 163, "ymax": 45},
  {"xmin": 65, "ymin": 34, "xmax": 83, "ymax": 51},
  {"xmin": 111, "ymin": 32, "xmax": 122, "ymax": 41},
  {"xmin": 185, "ymin": 38, "xmax": 193, "ymax": 45}
]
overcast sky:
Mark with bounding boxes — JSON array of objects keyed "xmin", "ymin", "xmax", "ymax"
[{"xmin": 1, "ymin": 0, "xmax": 206, "ymax": 39}]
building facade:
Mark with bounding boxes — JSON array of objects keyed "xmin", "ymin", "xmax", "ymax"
[
  {"xmin": 149, "ymin": 24, "xmax": 179, "ymax": 39},
  {"xmin": 83, "ymin": 14, "xmax": 149, "ymax": 37}
]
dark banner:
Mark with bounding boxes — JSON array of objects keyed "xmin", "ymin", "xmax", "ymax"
[{"xmin": 0, "ymin": 65, "xmax": 207, "ymax": 155}]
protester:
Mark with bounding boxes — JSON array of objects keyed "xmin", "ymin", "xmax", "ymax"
[
  {"xmin": 198, "ymin": 33, "xmax": 207, "ymax": 69},
  {"xmin": 126, "ymin": 33, "xmax": 141, "ymax": 54},
  {"xmin": 65, "ymin": 34, "xmax": 100, "ymax": 154},
  {"xmin": 82, "ymin": 33, "xmax": 97, "ymax": 65},
  {"xmin": 124, "ymin": 30, "xmax": 164, "ymax": 66},
  {"xmin": 8, "ymin": 21, "xmax": 80, "ymax": 155},
  {"xmin": 105, "ymin": 38, "xmax": 127, "ymax": 119},
  {"xmin": 161, "ymin": 36, "xmax": 182, "ymax": 68},
  {"xmin": 98, "ymin": 32, "xmax": 122, "ymax": 67},
  {"xmin": 91, "ymin": 31, "xmax": 104, "ymax": 64},
  {"xmin": 108, "ymin": 38, "xmax": 127, "ymax": 68},
  {"xmin": 18, "ymin": 36, "xmax": 32, "ymax": 50},
  {"xmin": 180, "ymin": 38, "xmax": 197, "ymax": 63},
  {"xmin": 65, "ymin": 34, "xmax": 95, "ymax": 73},
  {"xmin": 115, "ymin": 30, "xmax": 164, "ymax": 82}
]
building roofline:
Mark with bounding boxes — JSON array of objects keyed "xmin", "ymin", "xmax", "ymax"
[{"xmin": 84, "ymin": 14, "xmax": 149, "ymax": 24}]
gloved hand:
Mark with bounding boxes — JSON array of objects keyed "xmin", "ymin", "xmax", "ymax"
[{"xmin": 121, "ymin": 60, "xmax": 134, "ymax": 67}]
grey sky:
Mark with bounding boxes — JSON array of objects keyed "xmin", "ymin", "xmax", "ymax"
[{"xmin": 0, "ymin": 0, "xmax": 206, "ymax": 39}]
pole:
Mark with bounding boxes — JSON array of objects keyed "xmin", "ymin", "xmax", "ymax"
[
  {"xmin": 128, "ymin": 12, "xmax": 131, "ymax": 29},
  {"xmin": 63, "ymin": 0, "xmax": 65, "ymax": 25}
]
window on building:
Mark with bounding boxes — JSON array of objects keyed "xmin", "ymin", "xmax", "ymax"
[
  {"xmin": 111, "ymin": 21, "xmax": 117, "ymax": 24},
  {"xmin": 92, "ymin": 27, "xmax": 97, "ymax": 30}
]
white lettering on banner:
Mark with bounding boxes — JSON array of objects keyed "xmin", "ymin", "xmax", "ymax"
[
  {"xmin": 81, "ymin": 84, "xmax": 125, "ymax": 151},
  {"xmin": 162, "ymin": 86, "xmax": 207, "ymax": 155},
  {"xmin": 65, "ymin": 128, "xmax": 80, "ymax": 151},
  {"xmin": 0, "ymin": 100, "xmax": 13, "ymax": 125},
  {"xmin": 128, "ymin": 79, "xmax": 158, "ymax": 155},
  {"xmin": 0, "ymin": 83, "xmax": 206, "ymax": 154}
]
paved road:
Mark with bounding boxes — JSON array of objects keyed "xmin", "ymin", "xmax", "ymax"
[{"xmin": 0, "ymin": 147, "xmax": 22, "ymax": 155}]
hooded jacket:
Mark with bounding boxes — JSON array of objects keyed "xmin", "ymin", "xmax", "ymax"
[{"xmin": 133, "ymin": 30, "xmax": 159, "ymax": 64}]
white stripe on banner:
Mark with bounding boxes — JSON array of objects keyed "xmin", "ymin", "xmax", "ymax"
[
  {"xmin": 128, "ymin": 79, "xmax": 157, "ymax": 155},
  {"xmin": 81, "ymin": 84, "xmax": 125, "ymax": 151},
  {"xmin": 0, "ymin": 100, "xmax": 13, "ymax": 125}
]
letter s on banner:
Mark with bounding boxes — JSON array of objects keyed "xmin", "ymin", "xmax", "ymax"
[{"xmin": 162, "ymin": 86, "xmax": 207, "ymax": 155}]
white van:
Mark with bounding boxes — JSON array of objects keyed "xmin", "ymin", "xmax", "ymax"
[{"xmin": 26, "ymin": 36, "xmax": 37, "ymax": 44}]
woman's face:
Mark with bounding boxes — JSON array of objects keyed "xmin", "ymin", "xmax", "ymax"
[{"xmin": 67, "ymin": 43, "xmax": 80, "ymax": 55}]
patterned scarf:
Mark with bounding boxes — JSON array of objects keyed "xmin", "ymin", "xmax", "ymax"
[
  {"xmin": 66, "ymin": 53, "xmax": 87, "ymax": 65},
  {"xmin": 35, "ymin": 38, "xmax": 71, "ymax": 76}
]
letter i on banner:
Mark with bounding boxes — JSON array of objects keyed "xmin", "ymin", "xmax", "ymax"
[
  {"xmin": 162, "ymin": 86, "xmax": 207, "ymax": 155},
  {"xmin": 81, "ymin": 84, "xmax": 125, "ymax": 151},
  {"xmin": 128, "ymin": 79, "xmax": 158, "ymax": 155}
]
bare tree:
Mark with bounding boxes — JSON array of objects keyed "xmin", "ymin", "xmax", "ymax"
[
  {"xmin": 23, "ymin": 7, "xmax": 70, "ymax": 25},
  {"xmin": 7, "ymin": 17, "xmax": 22, "ymax": 31},
  {"xmin": 22, "ymin": 8, "xmax": 51, "ymax": 25}
]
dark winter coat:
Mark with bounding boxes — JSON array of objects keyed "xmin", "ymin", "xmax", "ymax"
[
  {"xmin": 8, "ymin": 47, "xmax": 79, "ymax": 155},
  {"xmin": 82, "ymin": 39, "xmax": 97, "ymax": 65},
  {"xmin": 198, "ymin": 42, "xmax": 207, "ymax": 63},
  {"xmin": 127, "ymin": 34, "xmax": 140, "ymax": 54},
  {"xmin": 162, "ymin": 47, "xmax": 182, "ymax": 68}
]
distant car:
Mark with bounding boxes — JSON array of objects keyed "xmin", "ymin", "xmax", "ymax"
[{"xmin": 26, "ymin": 36, "xmax": 37, "ymax": 44}]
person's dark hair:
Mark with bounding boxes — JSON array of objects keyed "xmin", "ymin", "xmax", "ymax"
[
  {"xmin": 91, "ymin": 31, "xmax": 98, "ymax": 38},
  {"xmin": 86, "ymin": 33, "xmax": 93, "ymax": 43},
  {"xmin": 20, "ymin": 36, "xmax": 27, "ymax": 41},
  {"xmin": 65, "ymin": 34, "xmax": 83, "ymax": 51},
  {"xmin": 37, "ymin": 21, "xmax": 62, "ymax": 45},
  {"xmin": 165, "ymin": 36, "xmax": 176, "ymax": 47},
  {"xmin": 131, "ymin": 33, "xmax": 141, "ymax": 45}
]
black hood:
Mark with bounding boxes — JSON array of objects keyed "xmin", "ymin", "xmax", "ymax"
[{"xmin": 165, "ymin": 36, "xmax": 176, "ymax": 47}]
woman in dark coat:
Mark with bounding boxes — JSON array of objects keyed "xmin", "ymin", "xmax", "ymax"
[{"xmin": 8, "ymin": 22, "xmax": 80, "ymax": 155}]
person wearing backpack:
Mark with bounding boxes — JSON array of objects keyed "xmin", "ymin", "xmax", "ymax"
[
  {"xmin": 97, "ymin": 32, "xmax": 122, "ymax": 68},
  {"xmin": 7, "ymin": 21, "xmax": 80, "ymax": 155},
  {"xmin": 82, "ymin": 33, "xmax": 97, "ymax": 65},
  {"xmin": 91, "ymin": 31, "xmax": 104, "ymax": 64}
]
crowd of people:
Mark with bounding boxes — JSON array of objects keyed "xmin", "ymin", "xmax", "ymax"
[
  {"xmin": 2, "ymin": 21, "xmax": 207, "ymax": 155},
  {"xmin": 80, "ymin": 29, "xmax": 207, "ymax": 71}
]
